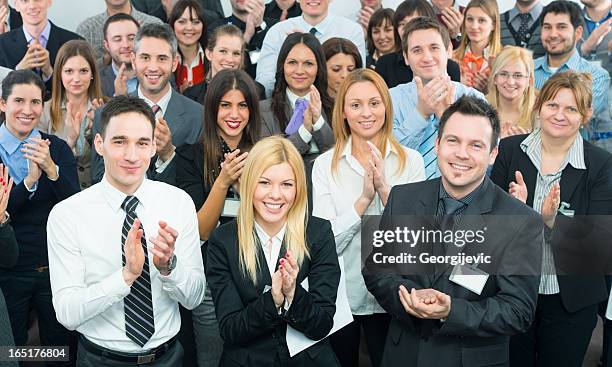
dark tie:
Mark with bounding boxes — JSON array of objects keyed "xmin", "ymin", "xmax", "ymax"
[
  {"xmin": 517, "ymin": 13, "xmax": 531, "ymax": 47},
  {"xmin": 151, "ymin": 104, "xmax": 161, "ymax": 116},
  {"xmin": 121, "ymin": 196, "xmax": 155, "ymax": 347},
  {"xmin": 439, "ymin": 197, "xmax": 465, "ymax": 232},
  {"xmin": 309, "ymin": 27, "xmax": 317, "ymax": 36}
]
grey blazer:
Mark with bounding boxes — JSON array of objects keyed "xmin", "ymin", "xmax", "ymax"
[
  {"xmin": 259, "ymin": 98, "xmax": 334, "ymax": 156},
  {"xmin": 91, "ymin": 89, "xmax": 204, "ymax": 184},
  {"xmin": 99, "ymin": 65, "xmax": 116, "ymax": 99}
]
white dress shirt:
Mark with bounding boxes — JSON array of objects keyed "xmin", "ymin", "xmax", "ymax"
[
  {"xmin": 312, "ymin": 137, "xmax": 425, "ymax": 314},
  {"xmin": 47, "ymin": 177, "xmax": 206, "ymax": 353},
  {"xmin": 255, "ymin": 14, "xmax": 366, "ymax": 96},
  {"xmin": 254, "ymin": 221, "xmax": 286, "ymax": 278}
]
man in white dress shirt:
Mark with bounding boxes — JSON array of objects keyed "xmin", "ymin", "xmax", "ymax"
[
  {"xmin": 47, "ymin": 96, "xmax": 205, "ymax": 366},
  {"xmin": 255, "ymin": 0, "xmax": 366, "ymax": 96}
]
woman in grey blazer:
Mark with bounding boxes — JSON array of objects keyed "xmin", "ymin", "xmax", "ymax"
[{"xmin": 259, "ymin": 32, "xmax": 335, "ymax": 162}]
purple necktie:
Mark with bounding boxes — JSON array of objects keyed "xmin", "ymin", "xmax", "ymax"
[{"xmin": 285, "ymin": 98, "xmax": 309, "ymax": 135}]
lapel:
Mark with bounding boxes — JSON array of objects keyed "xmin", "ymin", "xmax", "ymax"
[
  {"xmin": 518, "ymin": 150, "xmax": 538, "ymax": 208},
  {"xmin": 559, "ymin": 164, "xmax": 586, "ymax": 208},
  {"xmin": 254, "ymin": 235, "xmax": 288, "ymax": 290},
  {"xmin": 10, "ymin": 28, "xmax": 27, "ymax": 63},
  {"xmin": 165, "ymin": 90, "xmax": 185, "ymax": 131},
  {"xmin": 432, "ymin": 178, "xmax": 493, "ymax": 286},
  {"xmin": 46, "ymin": 22, "xmax": 63, "ymax": 65},
  {"xmin": 415, "ymin": 179, "xmax": 441, "ymax": 286}
]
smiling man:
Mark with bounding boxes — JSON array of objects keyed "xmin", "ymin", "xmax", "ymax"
[
  {"xmin": 534, "ymin": 0, "xmax": 609, "ymax": 138},
  {"xmin": 255, "ymin": 0, "xmax": 366, "ymax": 96},
  {"xmin": 363, "ymin": 95, "xmax": 543, "ymax": 367},
  {"xmin": 91, "ymin": 23, "xmax": 203, "ymax": 185},
  {"xmin": 48, "ymin": 95, "xmax": 205, "ymax": 366},
  {"xmin": 389, "ymin": 17, "xmax": 484, "ymax": 180}
]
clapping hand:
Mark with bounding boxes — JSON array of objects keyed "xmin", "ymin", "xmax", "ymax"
[
  {"xmin": 509, "ymin": 170, "xmax": 527, "ymax": 203},
  {"xmin": 279, "ymin": 250, "xmax": 299, "ymax": 305},
  {"xmin": 398, "ymin": 285, "xmax": 451, "ymax": 319},
  {"xmin": 0, "ymin": 164, "xmax": 14, "ymax": 223}
]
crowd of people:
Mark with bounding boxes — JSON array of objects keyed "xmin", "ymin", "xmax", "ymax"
[{"xmin": 0, "ymin": 0, "xmax": 610, "ymax": 366}]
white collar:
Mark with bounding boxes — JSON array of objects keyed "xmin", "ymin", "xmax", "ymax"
[
  {"xmin": 137, "ymin": 86, "xmax": 173, "ymax": 114},
  {"xmin": 286, "ymin": 88, "xmax": 311, "ymax": 107},
  {"xmin": 254, "ymin": 220, "xmax": 287, "ymax": 246},
  {"xmin": 100, "ymin": 176, "xmax": 151, "ymax": 213}
]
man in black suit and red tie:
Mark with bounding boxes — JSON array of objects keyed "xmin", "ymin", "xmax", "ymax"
[
  {"xmin": 363, "ymin": 96, "xmax": 544, "ymax": 367},
  {"xmin": 0, "ymin": 0, "xmax": 81, "ymax": 95}
]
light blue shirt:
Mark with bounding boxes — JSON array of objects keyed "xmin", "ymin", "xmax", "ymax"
[
  {"xmin": 0, "ymin": 123, "xmax": 41, "ymax": 184},
  {"xmin": 534, "ymin": 49, "xmax": 610, "ymax": 129},
  {"xmin": 390, "ymin": 80, "xmax": 485, "ymax": 150},
  {"xmin": 111, "ymin": 63, "xmax": 138, "ymax": 95},
  {"xmin": 255, "ymin": 14, "xmax": 366, "ymax": 97},
  {"xmin": 22, "ymin": 21, "xmax": 51, "ymax": 49}
]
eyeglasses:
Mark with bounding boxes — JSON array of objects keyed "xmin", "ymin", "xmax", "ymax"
[{"xmin": 495, "ymin": 71, "xmax": 529, "ymax": 81}]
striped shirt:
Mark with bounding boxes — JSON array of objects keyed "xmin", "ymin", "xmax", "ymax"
[{"xmin": 520, "ymin": 129, "xmax": 586, "ymax": 294}]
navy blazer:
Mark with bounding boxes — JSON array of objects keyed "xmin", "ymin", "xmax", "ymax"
[
  {"xmin": 207, "ymin": 217, "xmax": 341, "ymax": 367},
  {"xmin": 491, "ymin": 134, "xmax": 612, "ymax": 312},
  {"xmin": 0, "ymin": 22, "xmax": 82, "ymax": 95},
  {"xmin": 1, "ymin": 132, "xmax": 79, "ymax": 271}
]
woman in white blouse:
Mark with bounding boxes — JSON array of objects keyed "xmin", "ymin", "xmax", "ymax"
[{"xmin": 312, "ymin": 68, "xmax": 425, "ymax": 367}]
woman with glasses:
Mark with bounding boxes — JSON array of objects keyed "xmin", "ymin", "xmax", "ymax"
[{"xmin": 486, "ymin": 46, "xmax": 536, "ymax": 138}]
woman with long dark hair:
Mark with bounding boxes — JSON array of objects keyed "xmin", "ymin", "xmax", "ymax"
[{"xmin": 259, "ymin": 32, "xmax": 334, "ymax": 163}]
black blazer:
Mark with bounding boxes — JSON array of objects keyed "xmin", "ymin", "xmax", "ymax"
[
  {"xmin": 8, "ymin": 6, "xmax": 22, "ymax": 30},
  {"xmin": 375, "ymin": 51, "xmax": 461, "ymax": 89},
  {"xmin": 207, "ymin": 217, "xmax": 341, "ymax": 367},
  {"xmin": 0, "ymin": 22, "xmax": 82, "ymax": 95},
  {"xmin": 1, "ymin": 132, "xmax": 80, "ymax": 271},
  {"xmin": 363, "ymin": 177, "xmax": 543, "ymax": 367},
  {"xmin": 491, "ymin": 134, "xmax": 612, "ymax": 312}
]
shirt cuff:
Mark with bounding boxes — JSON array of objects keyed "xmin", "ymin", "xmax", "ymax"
[
  {"xmin": 48, "ymin": 165, "xmax": 60, "ymax": 181},
  {"xmin": 312, "ymin": 115, "xmax": 325, "ymax": 131},
  {"xmin": 155, "ymin": 151, "xmax": 176, "ymax": 173},
  {"xmin": 103, "ymin": 268, "xmax": 132, "ymax": 299},
  {"xmin": 24, "ymin": 179, "xmax": 38, "ymax": 193},
  {"xmin": 298, "ymin": 125, "xmax": 313, "ymax": 144}
]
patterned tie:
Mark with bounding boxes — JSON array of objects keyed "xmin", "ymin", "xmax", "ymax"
[
  {"xmin": 419, "ymin": 122, "xmax": 440, "ymax": 180},
  {"xmin": 151, "ymin": 104, "xmax": 161, "ymax": 118},
  {"xmin": 309, "ymin": 27, "xmax": 317, "ymax": 36},
  {"xmin": 517, "ymin": 13, "xmax": 531, "ymax": 47},
  {"xmin": 121, "ymin": 196, "xmax": 155, "ymax": 347}
]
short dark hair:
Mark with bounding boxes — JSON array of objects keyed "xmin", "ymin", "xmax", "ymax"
[
  {"xmin": 393, "ymin": 0, "xmax": 436, "ymax": 49},
  {"xmin": 1, "ymin": 69, "xmax": 45, "ymax": 101},
  {"xmin": 103, "ymin": 13, "xmax": 140, "ymax": 40},
  {"xmin": 438, "ymin": 95, "xmax": 500, "ymax": 150},
  {"xmin": 135, "ymin": 23, "xmax": 178, "ymax": 57},
  {"xmin": 99, "ymin": 96, "xmax": 156, "ymax": 138},
  {"xmin": 401, "ymin": 16, "xmax": 450, "ymax": 55},
  {"xmin": 541, "ymin": 0, "xmax": 584, "ymax": 30}
]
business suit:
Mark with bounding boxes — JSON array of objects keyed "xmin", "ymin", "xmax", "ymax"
[
  {"xmin": 0, "ymin": 132, "xmax": 79, "ymax": 366},
  {"xmin": 375, "ymin": 51, "xmax": 461, "ymax": 89},
  {"xmin": 99, "ymin": 64, "xmax": 117, "ymax": 98},
  {"xmin": 0, "ymin": 222, "xmax": 19, "ymax": 367},
  {"xmin": 206, "ymin": 217, "xmax": 341, "ymax": 367},
  {"xmin": 91, "ymin": 88, "xmax": 204, "ymax": 184},
  {"xmin": 0, "ymin": 22, "xmax": 82, "ymax": 95},
  {"xmin": 7, "ymin": 6, "xmax": 22, "ymax": 30},
  {"xmin": 363, "ymin": 177, "xmax": 543, "ymax": 367},
  {"xmin": 490, "ymin": 134, "xmax": 612, "ymax": 367},
  {"xmin": 259, "ymin": 98, "xmax": 334, "ymax": 156}
]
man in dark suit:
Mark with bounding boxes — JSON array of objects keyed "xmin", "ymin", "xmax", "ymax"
[
  {"xmin": 0, "ymin": 0, "xmax": 81, "ymax": 96},
  {"xmin": 92, "ymin": 23, "xmax": 203, "ymax": 185},
  {"xmin": 363, "ymin": 95, "xmax": 544, "ymax": 367},
  {"xmin": 100, "ymin": 13, "xmax": 141, "ymax": 98}
]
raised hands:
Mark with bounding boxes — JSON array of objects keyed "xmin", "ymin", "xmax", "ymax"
[
  {"xmin": 440, "ymin": 6, "xmax": 463, "ymax": 39},
  {"xmin": 21, "ymin": 138, "xmax": 57, "ymax": 188},
  {"xmin": 501, "ymin": 121, "xmax": 530, "ymax": 139},
  {"xmin": 0, "ymin": 164, "xmax": 14, "ymax": 222},
  {"xmin": 114, "ymin": 63, "xmax": 128, "ymax": 97},
  {"xmin": 541, "ymin": 183, "xmax": 560, "ymax": 229},
  {"xmin": 0, "ymin": 6, "xmax": 8, "ymax": 35},
  {"xmin": 415, "ymin": 76, "xmax": 454, "ymax": 120},
  {"xmin": 244, "ymin": 0, "xmax": 265, "ymax": 43},
  {"xmin": 122, "ymin": 218, "xmax": 146, "ymax": 285},
  {"xmin": 367, "ymin": 141, "xmax": 390, "ymax": 205},
  {"xmin": 279, "ymin": 250, "xmax": 299, "ymax": 305},
  {"xmin": 302, "ymin": 85, "xmax": 322, "ymax": 132},
  {"xmin": 17, "ymin": 40, "xmax": 52, "ymax": 79},
  {"xmin": 509, "ymin": 170, "xmax": 527, "ymax": 204},
  {"xmin": 218, "ymin": 149, "xmax": 249, "ymax": 189},
  {"xmin": 358, "ymin": 6, "xmax": 376, "ymax": 31},
  {"xmin": 155, "ymin": 116, "xmax": 174, "ymax": 162},
  {"xmin": 149, "ymin": 220, "xmax": 178, "ymax": 275},
  {"xmin": 398, "ymin": 285, "xmax": 451, "ymax": 319}
]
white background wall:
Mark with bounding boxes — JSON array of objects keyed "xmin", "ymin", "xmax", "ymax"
[{"xmin": 10, "ymin": 0, "xmax": 582, "ymax": 33}]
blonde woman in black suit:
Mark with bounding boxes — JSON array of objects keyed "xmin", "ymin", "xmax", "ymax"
[{"xmin": 207, "ymin": 136, "xmax": 341, "ymax": 366}]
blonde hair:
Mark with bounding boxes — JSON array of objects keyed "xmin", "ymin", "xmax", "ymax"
[
  {"xmin": 534, "ymin": 71, "xmax": 593, "ymax": 126},
  {"xmin": 486, "ymin": 46, "xmax": 536, "ymax": 131},
  {"xmin": 453, "ymin": 0, "xmax": 502, "ymax": 60},
  {"xmin": 237, "ymin": 136, "xmax": 309, "ymax": 285},
  {"xmin": 331, "ymin": 68, "xmax": 407, "ymax": 177}
]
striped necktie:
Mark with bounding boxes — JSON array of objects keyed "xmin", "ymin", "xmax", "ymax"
[
  {"xmin": 419, "ymin": 121, "xmax": 440, "ymax": 180},
  {"xmin": 121, "ymin": 195, "xmax": 155, "ymax": 347}
]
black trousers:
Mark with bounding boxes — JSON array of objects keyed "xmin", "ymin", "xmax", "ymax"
[
  {"xmin": 0, "ymin": 270, "xmax": 76, "ymax": 367},
  {"xmin": 510, "ymin": 294, "xmax": 597, "ymax": 367},
  {"xmin": 76, "ymin": 339, "xmax": 183, "ymax": 367},
  {"xmin": 330, "ymin": 313, "xmax": 390, "ymax": 367}
]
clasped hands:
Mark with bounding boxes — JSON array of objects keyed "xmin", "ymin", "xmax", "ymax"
[
  {"xmin": 271, "ymin": 250, "xmax": 300, "ymax": 310},
  {"xmin": 21, "ymin": 138, "xmax": 58, "ymax": 188},
  {"xmin": 123, "ymin": 219, "xmax": 179, "ymax": 284},
  {"xmin": 415, "ymin": 76, "xmax": 456, "ymax": 120},
  {"xmin": 398, "ymin": 285, "xmax": 451, "ymax": 320}
]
